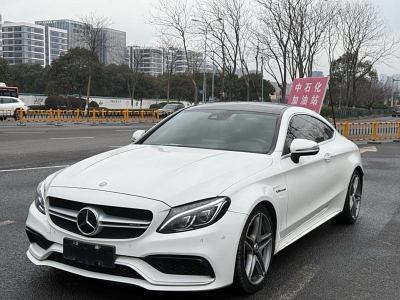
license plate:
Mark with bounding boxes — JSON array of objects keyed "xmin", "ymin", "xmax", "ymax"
[{"xmin": 63, "ymin": 238, "xmax": 116, "ymax": 268}]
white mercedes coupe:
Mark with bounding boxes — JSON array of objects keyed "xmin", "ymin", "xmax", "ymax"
[{"xmin": 26, "ymin": 103, "xmax": 363, "ymax": 293}]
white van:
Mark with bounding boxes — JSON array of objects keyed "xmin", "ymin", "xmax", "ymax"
[{"xmin": 0, "ymin": 96, "xmax": 29, "ymax": 120}]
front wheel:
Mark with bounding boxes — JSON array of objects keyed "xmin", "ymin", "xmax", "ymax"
[
  {"xmin": 334, "ymin": 171, "xmax": 362, "ymax": 224},
  {"xmin": 234, "ymin": 206, "xmax": 274, "ymax": 293}
]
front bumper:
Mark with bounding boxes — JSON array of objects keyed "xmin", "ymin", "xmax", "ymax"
[{"xmin": 26, "ymin": 197, "xmax": 246, "ymax": 291}]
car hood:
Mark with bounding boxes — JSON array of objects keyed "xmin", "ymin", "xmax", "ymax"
[{"xmin": 50, "ymin": 145, "xmax": 272, "ymax": 207}]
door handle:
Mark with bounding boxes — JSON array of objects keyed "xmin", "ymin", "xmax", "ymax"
[{"xmin": 324, "ymin": 153, "xmax": 332, "ymax": 162}]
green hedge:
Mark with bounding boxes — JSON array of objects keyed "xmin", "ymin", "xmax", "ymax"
[
  {"xmin": 45, "ymin": 96, "xmax": 86, "ymax": 109},
  {"xmin": 321, "ymin": 106, "xmax": 392, "ymax": 119}
]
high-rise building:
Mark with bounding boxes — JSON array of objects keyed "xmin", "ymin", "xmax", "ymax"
[
  {"xmin": 97, "ymin": 28, "xmax": 126, "ymax": 65},
  {"xmin": 0, "ymin": 14, "xmax": 3, "ymax": 58},
  {"xmin": 126, "ymin": 46, "xmax": 206, "ymax": 76},
  {"xmin": 127, "ymin": 46, "xmax": 164, "ymax": 76},
  {"xmin": 1, "ymin": 22, "xmax": 46, "ymax": 66},
  {"xmin": 174, "ymin": 49, "xmax": 203, "ymax": 74},
  {"xmin": 44, "ymin": 26, "xmax": 68, "ymax": 65},
  {"xmin": 1, "ymin": 21, "xmax": 67, "ymax": 66},
  {"xmin": 36, "ymin": 20, "xmax": 126, "ymax": 65},
  {"xmin": 35, "ymin": 19, "xmax": 86, "ymax": 49}
]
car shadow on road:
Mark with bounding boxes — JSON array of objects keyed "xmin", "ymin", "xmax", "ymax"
[{"xmin": 27, "ymin": 220, "xmax": 358, "ymax": 300}]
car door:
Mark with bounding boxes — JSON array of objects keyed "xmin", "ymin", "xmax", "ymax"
[
  {"xmin": 280, "ymin": 114, "xmax": 335, "ymax": 237},
  {"xmin": 0, "ymin": 98, "xmax": 3, "ymax": 113},
  {"xmin": 2, "ymin": 98, "xmax": 13, "ymax": 115}
]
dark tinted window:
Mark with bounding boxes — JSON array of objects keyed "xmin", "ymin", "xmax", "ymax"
[
  {"xmin": 283, "ymin": 115, "xmax": 334, "ymax": 155},
  {"xmin": 1, "ymin": 98, "xmax": 19, "ymax": 104},
  {"xmin": 143, "ymin": 109, "xmax": 279, "ymax": 154}
]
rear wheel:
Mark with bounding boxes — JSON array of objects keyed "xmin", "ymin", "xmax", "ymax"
[
  {"xmin": 234, "ymin": 206, "xmax": 274, "ymax": 293},
  {"xmin": 334, "ymin": 171, "xmax": 362, "ymax": 224}
]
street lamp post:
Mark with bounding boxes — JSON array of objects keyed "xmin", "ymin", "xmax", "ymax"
[
  {"xmin": 261, "ymin": 56, "xmax": 264, "ymax": 102},
  {"xmin": 203, "ymin": 26, "xmax": 208, "ymax": 104}
]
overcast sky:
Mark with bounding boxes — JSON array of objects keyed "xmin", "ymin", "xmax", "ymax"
[{"xmin": 2, "ymin": 0, "xmax": 400, "ymax": 76}]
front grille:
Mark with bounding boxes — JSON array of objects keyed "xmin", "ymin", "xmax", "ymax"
[
  {"xmin": 144, "ymin": 255, "xmax": 215, "ymax": 277},
  {"xmin": 48, "ymin": 197, "xmax": 153, "ymax": 239},
  {"xmin": 47, "ymin": 252, "xmax": 143, "ymax": 279}
]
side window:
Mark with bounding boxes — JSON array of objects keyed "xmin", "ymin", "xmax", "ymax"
[
  {"xmin": 283, "ymin": 115, "xmax": 333, "ymax": 155},
  {"xmin": 0, "ymin": 98, "xmax": 3, "ymax": 104},
  {"xmin": 2, "ymin": 98, "xmax": 11, "ymax": 104},
  {"xmin": 11, "ymin": 99, "xmax": 19, "ymax": 103}
]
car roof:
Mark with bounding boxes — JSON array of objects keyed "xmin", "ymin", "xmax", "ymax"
[{"xmin": 187, "ymin": 102, "xmax": 289, "ymax": 114}]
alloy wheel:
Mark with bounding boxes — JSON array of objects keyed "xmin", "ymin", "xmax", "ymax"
[
  {"xmin": 244, "ymin": 213, "xmax": 273, "ymax": 285},
  {"xmin": 349, "ymin": 175, "xmax": 362, "ymax": 219}
]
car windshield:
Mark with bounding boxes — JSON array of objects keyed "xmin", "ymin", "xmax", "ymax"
[
  {"xmin": 163, "ymin": 104, "xmax": 179, "ymax": 110},
  {"xmin": 142, "ymin": 109, "xmax": 279, "ymax": 154}
]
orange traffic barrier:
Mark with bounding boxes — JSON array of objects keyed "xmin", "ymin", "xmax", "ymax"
[
  {"xmin": 16, "ymin": 109, "xmax": 159, "ymax": 125},
  {"xmin": 337, "ymin": 121, "xmax": 399, "ymax": 141}
]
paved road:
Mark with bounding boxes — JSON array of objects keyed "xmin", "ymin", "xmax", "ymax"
[
  {"xmin": 1, "ymin": 125, "xmax": 399, "ymax": 299},
  {"xmin": 0, "ymin": 124, "xmax": 152, "ymax": 170}
]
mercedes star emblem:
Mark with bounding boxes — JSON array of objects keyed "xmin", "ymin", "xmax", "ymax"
[{"xmin": 76, "ymin": 207, "xmax": 101, "ymax": 236}]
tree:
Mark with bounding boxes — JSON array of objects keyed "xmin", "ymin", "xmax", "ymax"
[
  {"xmin": 8, "ymin": 64, "xmax": 48, "ymax": 94},
  {"xmin": 78, "ymin": 14, "xmax": 112, "ymax": 110},
  {"xmin": 151, "ymin": 0, "xmax": 201, "ymax": 104},
  {"xmin": 125, "ymin": 46, "xmax": 146, "ymax": 102},
  {"xmin": 330, "ymin": 53, "xmax": 380, "ymax": 107},
  {"xmin": 255, "ymin": 0, "xmax": 296, "ymax": 102},
  {"xmin": 196, "ymin": 0, "xmax": 253, "ymax": 101},
  {"xmin": 158, "ymin": 37, "xmax": 179, "ymax": 101},
  {"xmin": 47, "ymin": 48, "xmax": 98, "ymax": 97},
  {"xmin": 0, "ymin": 58, "xmax": 11, "ymax": 83},
  {"xmin": 339, "ymin": 0, "xmax": 398, "ymax": 107}
]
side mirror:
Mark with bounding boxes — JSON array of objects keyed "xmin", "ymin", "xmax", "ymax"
[
  {"xmin": 131, "ymin": 130, "xmax": 145, "ymax": 143},
  {"xmin": 290, "ymin": 139, "xmax": 320, "ymax": 164}
]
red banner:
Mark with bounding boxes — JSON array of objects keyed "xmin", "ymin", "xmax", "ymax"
[{"xmin": 287, "ymin": 77, "xmax": 329, "ymax": 113}]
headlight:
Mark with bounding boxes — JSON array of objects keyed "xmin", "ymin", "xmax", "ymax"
[
  {"xmin": 157, "ymin": 197, "xmax": 230, "ymax": 234},
  {"xmin": 35, "ymin": 180, "xmax": 46, "ymax": 214}
]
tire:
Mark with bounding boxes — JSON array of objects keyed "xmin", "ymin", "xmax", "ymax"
[
  {"xmin": 334, "ymin": 170, "xmax": 362, "ymax": 225},
  {"xmin": 233, "ymin": 205, "xmax": 274, "ymax": 294}
]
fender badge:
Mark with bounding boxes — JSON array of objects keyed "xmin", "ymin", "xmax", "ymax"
[{"xmin": 99, "ymin": 181, "xmax": 108, "ymax": 187}]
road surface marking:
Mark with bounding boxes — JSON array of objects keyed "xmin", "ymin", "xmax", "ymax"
[
  {"xmin": 360, "ymin": 146, "xmax": 378, "ymax": 154},
  {"xmin": 2, "ymin": 131, "xmax": 46, "ymax": 134},
  {"xmin": 272, "ymin": 264, "xmax": 319, "ymax": 300},
  {"xmin": 0, "ymin": 220, "xmax": 16, "ymax": 227},
  {"xmin": 0, "ymin": 165, "xmax": 68, "ymax": 173},
  {"xmin": 50, "ymin": 137, "xmax": 94, "ymax": 140}
]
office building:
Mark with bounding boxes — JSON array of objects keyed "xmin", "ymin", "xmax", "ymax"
[
  {"xmin": 1, "ymin": 22, "xmax": 46, "ymax": 66},
  {"xmin": 44, "ymin": 26, "xmax": 68, "ymax": 65},
  {"xmin": 98, "ymin": 28, "xmax": 126, "ymax": 65},
  {"xmin": 1, "ymin": 21, "xmax": 67, "ymax": 66},
  {"xmin": 174, "ymin": 49, "xmax": 203, "ymax": 74},
  {"xmin": 35, "ymin": 19, "xmax": 86, "ymax": 49},
  {"xmin": 0, "ymin": 14, "xmax": 3, "ymax": 58},
  {"xmin": 127, "ymin": 46, "xmax": 164, "ymax": 76},
  {"xmin": 36, "ymin": 20, "xmax": 126, "ymax": 65}
]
